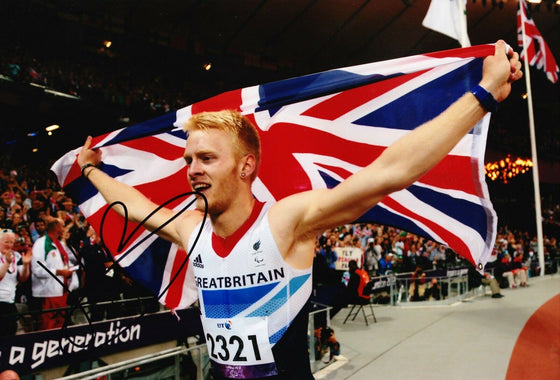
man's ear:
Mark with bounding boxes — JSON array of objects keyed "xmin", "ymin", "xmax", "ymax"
[{"xmin": 240, "ymin": 154, "xmax": 257, "ymax": 179}]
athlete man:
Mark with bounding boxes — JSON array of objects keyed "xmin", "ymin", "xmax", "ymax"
[{"xmin": 77, "ymin": 41, "xmax": 521, "ymax": 379}]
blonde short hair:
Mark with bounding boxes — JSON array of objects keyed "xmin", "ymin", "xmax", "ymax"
[{"xmin": 183, "ymin": 110, "xmax": 261, "ymax": 180}]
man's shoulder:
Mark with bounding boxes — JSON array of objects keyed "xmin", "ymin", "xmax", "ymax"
[
  {"xmin": 180, "ymin": 209, "xmax": 206, "ymax": 225},
  {"xmin": 176, "ymin": 209, "xmax": 206, "ymax": 242},
  {"xmin": 32, "ymin": 235, "xmax": 46, "ymax": 248}
]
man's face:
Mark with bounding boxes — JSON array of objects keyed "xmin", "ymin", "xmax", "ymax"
[
  {"xmin": 1, "ymin": 192, "xmax": 12, "ymax": 207},
  {"xmin": 32, "ymin": 199, "xmax": 44, "ymax": 210},
  {"xmin": 184, "ymin": 129, "xmax": 241, "ymax": 215},
  {"xmin": 35, "ymin": 221, "xmax": 46, "ymax": 233},
  {"xmin": 0, "ymin": 233, "xmax": 15, "ymax": 255}
]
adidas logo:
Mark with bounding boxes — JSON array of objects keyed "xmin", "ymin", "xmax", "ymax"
[{"xmin": 193, "ymin": 254, "xmax": 204, "ymax": 268}]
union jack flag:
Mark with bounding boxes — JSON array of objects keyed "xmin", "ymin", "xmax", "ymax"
[
  {"xmin": 517, "ymin": 0, "xmax": 559, "ymax": 83},
  {"xmin": 52, "ymin": 44, "xmax": 498, "ymax": 310}
]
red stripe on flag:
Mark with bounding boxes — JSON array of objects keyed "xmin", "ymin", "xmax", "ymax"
[
  {"xmin": 302, "ymin": 70, "xmax": 428, "ymax": 121},
  {"xmin": 164, "ymin": 248, "xmax": 189, "ymax": 309},
  {"xmin": 192, "ymin": 89, "xmax": 243, "ymax": 113},
  {"xmin": 259, "ymin": 122, "xmax": 387, "ymax": 199},
  {"xmin": 121, "ymin": 136, "xmax": 185, "ymax": 161},
  {"xmin": 134, "ymin": 166, "xmax": 191, "ymax": 204},
  {"xmin": 315, "ymin": 163, "xmax": 354, "ymax": 181},
  {"xmin": 382, "ymin": 196, "xmax": 475, "ymax": 265},
  {"xmin": 421, "ymin": 155, "xmax": 478, "ymax": 196},
  {"xmin": 63, "ymin": 159, "xmax": 82, "ymax": 188},
  {"xmin": 425, "ymin": 45, "xmax": 494, "ymax": 60}
]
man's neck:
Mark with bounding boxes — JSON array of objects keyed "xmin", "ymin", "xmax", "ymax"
[{"xmin": 211, "ymin": 196, "xmax": 256, "ymax": 238}]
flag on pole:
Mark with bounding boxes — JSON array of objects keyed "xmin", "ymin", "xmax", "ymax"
[
  {"xmin": 52, "ymin": 44, "xmax": 498, "ymax": 310},
  {"xmin": 422, "ymin": 0, "xmax": 471, "ymax": 48},
  {"xmin": 517, "ymin": 0, "xmax": 559, "ymax": 83}
]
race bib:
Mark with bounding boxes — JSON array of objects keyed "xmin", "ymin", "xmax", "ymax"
[{"xmin": 202, "ymin": 316, "xmax": 278, "ymax": 378}]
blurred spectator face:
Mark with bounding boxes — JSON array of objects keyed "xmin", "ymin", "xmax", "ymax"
[
  {"xmin": 17, "ymin": 225, "xmax": 29, "ymax": 237},
  {"xmin": 31, "ymin": 199, "xmax": 44, "ymax": 211},
  {"xmin": 62, "ymin": 199, "xmax": 74, "ymax": 212},
  {"xmin": 35, "ymin": 220, "xmax": 46, "ymax": 234},
  {"xmin": 13, "ymin": 193, "xmax": 22, "ymax": 204},
  {"xmin": 1, "ymin": 192, "xmax": 13, "ymax": 208},
  {"xmin": 37, "ymin": 211, "xmax": 47, "ymax": 221},
  {"xmin": 10, "ymin": 204, "xmax": 22, "ymax": 216},
  {"xmin": 0, "ymin": 232, "xmax": 15, "ymax": 255},
  {"xmin": 10, "ymin": 213, "xmax": 22, "ymax": 226}
]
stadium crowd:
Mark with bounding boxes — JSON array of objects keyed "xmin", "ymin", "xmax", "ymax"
[
  {"xmin": 1, "ymin": 43, "xmax": 191, "ymax": 123},
  {"xmin": 0, "ymin": 159, "xmax": 160, "ymax": 336},
  {"xmin": 0, "ymin": 156, "xmax": 558, "ymax": 337}
]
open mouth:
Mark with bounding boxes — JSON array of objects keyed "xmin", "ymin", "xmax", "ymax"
[{"xmin": 193, "ymin": 183, "xmax": 211, "ymax": 193}]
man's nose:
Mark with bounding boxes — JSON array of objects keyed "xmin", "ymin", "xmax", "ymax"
[{"xmin": 188, "ymin": 160, "xmax": 202, "ymax": 176}]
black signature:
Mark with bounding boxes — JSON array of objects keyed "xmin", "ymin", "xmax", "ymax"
[{"xmin": 37, "ymin": 191, "xmax": 208, "ymax": 349}]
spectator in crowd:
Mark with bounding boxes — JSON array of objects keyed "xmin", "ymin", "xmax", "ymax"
[
  {"xmin": 81, "ymin": 226, "xmax": 123, "ymax": 321},
  {"xmin": 1, "ymin": 191, "xmax": 13, "ymax": 212},
  {"xmin": 29, "ymin": 217, "xmax": 46, "ymax": 243},
  {"xmin": 468, "ymin": 266, "xmax": 504, "ymax": 299},
  {"xmin": 31, "ymin": 218, "xmax": 74, "ymax": 330},
  {"xmin": 430, "ymin": 243, "xmax": 448, "ymax": 270},
  {"xmin": 319, "ymin": 234, "xmax": 338, "ymax": 272},
  {"xmin": 378, "ymin": 252, "xmax": 394, "ymax": 275},
  {"xmin": 495, "ymin": 252, "xmax": 520, "ymax": 288},
  {"xmin": 409, "ymin": 267, "xmax": 427, "ymax": 302},
  {"xmin": 393, "ymin": 234, "xmax": 405, "ymax": 260},
  {"xmin": 27, "ymin": 197, "xmax": 47, "ymax": 225},
  {"xmin": 60, "ymin": 223, "xmax": 82, "ymax": 307},
  {"xmin": 512, "ymin": 252, "xmax": 528, "ymax": 286},
  {"xmin": 0, "ymin": 229, "xmax": 31, "ymax": 336},
  {"xmin": 313, "ymin": 237, "xmax": 338, "ymax": 287},
  {"xmin": 364, "ymin": 237, "xmax": 379, "ymax": 277},
  {"xmin": 425, "ymin": 278, "xmax": 443, "ymax": 301},
  {"xmin": 329, "ymin": 260, "xmax": 370, "ymax": 318},
  {"xmin": 0, "ymin": 208, "xmax": 6, "ymax": 228}
]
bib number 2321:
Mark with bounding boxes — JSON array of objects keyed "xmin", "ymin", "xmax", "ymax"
[{"xmin": 203, "ymin": 317, "xmax": 274, "ymax": 366}]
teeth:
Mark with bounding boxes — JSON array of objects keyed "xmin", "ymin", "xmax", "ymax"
[{"xmin": 194, "ymin": 184, "xmax": 210, "ymax": 191}]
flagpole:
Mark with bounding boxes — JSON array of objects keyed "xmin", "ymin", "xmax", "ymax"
[{"xmin": 520, "ymin": 0, "xmax": 545, "ymax": 277}]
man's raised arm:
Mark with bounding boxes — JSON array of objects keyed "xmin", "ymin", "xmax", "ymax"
[
  {"xmin": 276, "ymin": 40, "xmax": 523, "ymax": 238},
  {"xmin": 77, "ymin": 136, "xmax": 183, "ymax": 245}
]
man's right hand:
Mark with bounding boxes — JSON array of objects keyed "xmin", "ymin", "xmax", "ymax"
[
  {"xmin": 479, "ymin": 40, "xmax": 522, "ymax": 103},
  {"xmin": 77, "ymin": 136, "xmax": 103, "ymax": 168}
]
